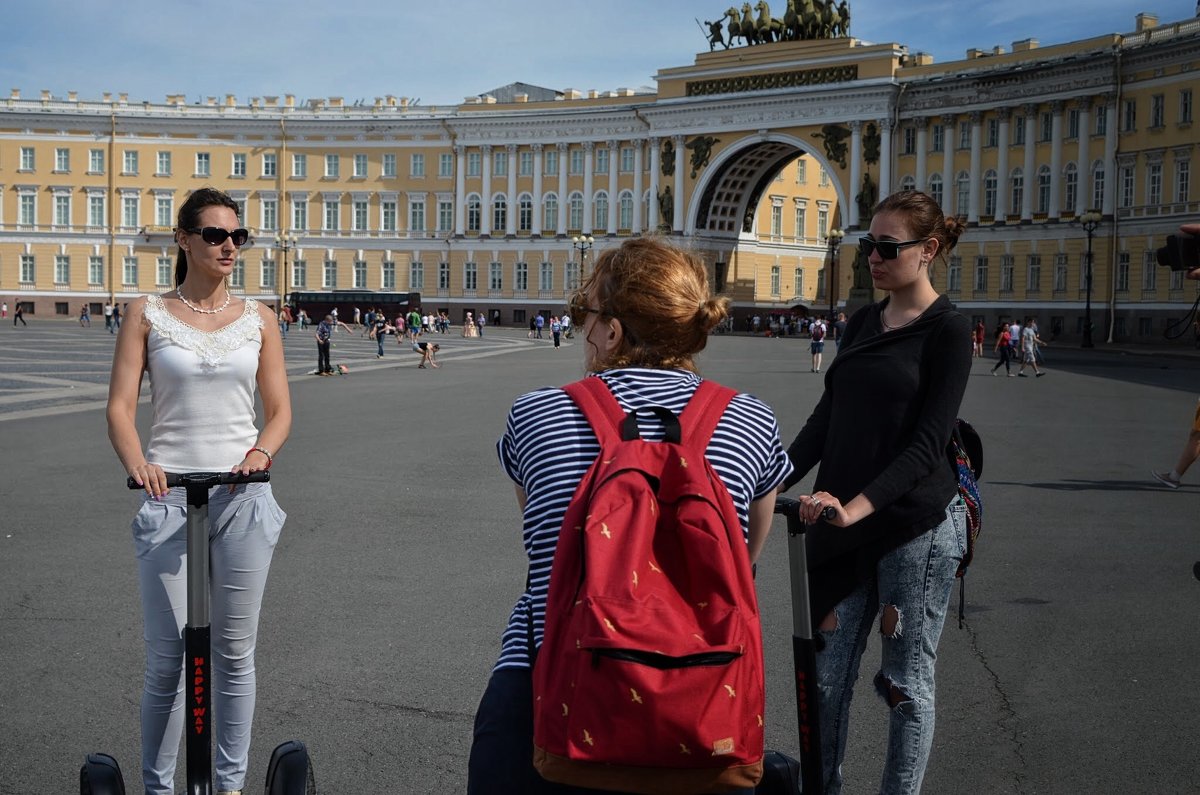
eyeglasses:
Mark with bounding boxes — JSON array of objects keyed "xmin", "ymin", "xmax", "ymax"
[
  {"xmin": 858, "ymin": 237, "xmax": 927, "ymax": 261},
  {"xmin": 183, "ymin": 226, "xmax": 250, "ymax": 247},
  {"xmin": 567, "ymin": 292, "xmax": 604, "ymax": 327}
]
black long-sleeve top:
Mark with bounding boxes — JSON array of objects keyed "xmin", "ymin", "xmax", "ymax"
[{"xmin": 785, "ymin": 294, "xmax": 972, "ymax": 621}]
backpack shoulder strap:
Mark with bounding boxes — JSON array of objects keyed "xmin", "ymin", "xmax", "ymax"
[
  {"xmin": 679, "ymin": 380, "xmax": 737, "ymax": 450},
  {"xmin": 562, "ymin": 377, "xmax": 625, "ymax": 448}
]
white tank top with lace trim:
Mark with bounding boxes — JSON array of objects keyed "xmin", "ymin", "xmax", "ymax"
[{"xmin": 142, "ymin": 294, "xmax": 264, "ymax": 471}]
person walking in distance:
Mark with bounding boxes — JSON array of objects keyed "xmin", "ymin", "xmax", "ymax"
[
  {"xmin": 785, "ymin": 190, "xmax": 971, "ymax": 794},
  {"xmin": 990, "ymin": 322, "xmax": 1014, "ymax": 376},
  {"xmin": 973, "ymin": 320, "xmax": 985, "ymax": 358},
  {"xmin": 1016, "ymin": 316, "xmax": 1046, "ymax": 377},
  {"xmin": 1, "ymin": 300, "xmax": 7, "ymax": 319},
  {"xmin": 13, "ymin": 303, "xmax": 27, "ymax": 326},
  {"xmin": 810, "ymin": 315, "xmax": 828, "ymax": 372},
  {"xmin": 1151, "ymin": 223, "xmax": 1200, "ymax": 488},
  {"xmin": 315, "ymin": 314, "xmax": 334, "ymax": 375},
  {"xmin": 105, "ymin": 187, "xmax": 291, "ymax": 795}
]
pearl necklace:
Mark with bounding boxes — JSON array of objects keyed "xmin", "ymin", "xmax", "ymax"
[{"xmin": 177, "ymin": 288, "xmax": 232, "ymax": 315}]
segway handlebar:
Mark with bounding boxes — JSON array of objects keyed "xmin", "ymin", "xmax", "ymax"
[
  {"xmin": 127, "ymin": 471, "xmax": 271, "ymax": 490},
  {"xmin": 774, "ymin": 495, "xmax": 836, "ymax": 523}
]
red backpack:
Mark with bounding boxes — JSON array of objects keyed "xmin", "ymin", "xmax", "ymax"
[{"xmin": 532, "ymin": 377, "xmax": 765, "ymax": 794}]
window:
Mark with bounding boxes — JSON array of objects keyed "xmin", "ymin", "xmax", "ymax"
[
  {"xmin": 55, "ymin": 255, "xmax": 70, "ymax": 284},
  {"xmin": 1151, "ymin": 94, "xmax": 1165, "ymax": 128},
  {"xmin": 1010, "ymin": 169, "xmax": 1024, "ymax": 215},
  {"xmin": 56, "ymin": 148, "xmax": 70, "ymax": 172},
  {"xmin": 797, "ymin": 158, "xmax": 807, "ymax": 184},
  {"xmin": 1064, "ymin": 163, "xmax": 1079, "ymax": 212},
  {"xmin": 545, "ymin": 149, "xmax": 559, "ymax": 175},
  {"xmin": 293, "ymin": 198, "xmax": 308, "ymax": 231},
  {"xmin": 438, "ymin": 262, "xmax": 450, "ymax": 290},
  {"xmin": 467, "ymin": 195, "xmax": 481, "ymax": 233},
  {"xmin": 1013, "ymin": 116, "xmax": 1026, "ymax": 145},
  {"xmin": 770, "ymin": 204, "xmax": 782, "ymax": 238},
  {"xmin": 1142, "ymin": 250, "xmax": 1157, "ymax": 291},
  {"xmin": 1000, "ymin": 255, "xmax": 1014, "ymax": 292},
  {"xmin": 1119, "ymin": 165, "xmax": 1135, "ymax": 208},
  {"xmin": 515, "ymin": 261, "xmax": 528, "ymax": 292},
  {"xmin": 381, "ymin": 199, "xmax": 397, "ymax": 233},
  {"xmin": 437, "ymin": 200, "xmax": 453, "ymax": 233},
  {"xmin": 794, "ymin": 267, "xmax": 804, "ymax": 296},
  {"xmin": 770, "ymin": 265, "xmax": 781, "ymax": 297},
  {"xmin": 89, "ymin": 256, "xmax": 104, "ymax": 286},
  {"xmin": 1181, "ymin": 89, "xmax": 1194, "ymax": 125},
  {"xmin": 156, "ymin": 196, "xmax": 173, "ymax": 227},
  {"xmin": 902, "ymin": 127, "xmax": 916, "ymax": 155},
  {"xmin": 261, "ymin": 198, "xmax": 277, "ymax": 231},
  {"xmin": 929, "ymin": 174, "xmax": 943, "ymax": 208},
  {"xmin": 20, "ymin": 147, "xmax": 35, "ymax": 170},
  {"xmin": 569, "ymin": 149, "xmax": 584, "ymax": 175},
  {"xmin": 986, "ymin": 119, "xmax": 999, "ymax": 147},
  {"xmin": 156, "ymin": 257, "xmax": 172, "ymax": 287},
  {"xmin": 618, "ymin": 192, "xmax": 633, "ymax": 230},
  {"xmin": 1096, "ymin": 107, "xmax": 1107, "ymax": 136},
  {"xmin": 956, "ymin": 171, "xmax": 970, "ymax": 217},
  {"xmin": 931, "ymin": 124, "xmax": 944, "ymax": 153},
  {"xmin": 947, "ymin": 257, "xmax": 961, "ymax": 292},
  {"xmin": 19, "ymin": 254, "xmax": 35, "ymax": 283},
  {"xmin": 156, "ymin": 151, "xmax": 171, "ymax": 175},
  {"xmin": 543, "ymin": 194, "xmax": 559, "ymax": 232},
  {"xmin": 410, "ymin": 197, "xmax": 425, "ymax": 233},
  {"xmin": 595, "ymin": 148, "xmax": 609, "ymax": 174},
  {"xmin": 123, "ymin": 150, "xmax": 138, "ymax": 174},
  {"xmin": 19, "ymin": 193, "xmax": 36, "ymax": 226},
  {"xmin": 620, "ymin": 147, "xmax": 635, "ymax": 173},
  {"xmin": 568, "ymin": 192, "xmax": 584, "ymax": 229},
  {"xmin": 794, "ymin": 203, "xmax": 807, "ymax": 241},
  {"xmin": 122, "ymin": 195, "xmax": 139, "ymax": 227},
  {"xmin": 1116, "ymin": 251, "xmax": 1130, "ymax": 292},
  {"xmin": 958, "ymin": 120, "xmax": 971, "ymax": 150},
  {"xmin": 817, "ymin": 208, "xmax": 829, "ymax": 241},
  {"xmin": 353, "ymin": 154, "xmax": 368, "ymax": 178},
  {"xmin": 323, "ymin": 259, "xmax": 338, "ymax": 288},
  {"xmin": 228, "ymin": 152, "xmax": 245, "ymax": 177},
  {"xmin": 566, "ymin": 261, "xmax": 580, "ymax": 291},
  {"xmin": 89, "ymin": 195, "xmax": 105, "ymax": 227},
  {"xmin": 411, "ymin": 153, "xmax": 425, "ymax": 177},
  {"xmin": 492, "ymin": 195, "xmax": 506, "ymax": 232},
  {"xmin": 593, "ymin": 192, "xmax": 608, "ymax": 232},
  {"xmin": 489, "ymin": 261, "xmax": 503, "ymax": 291},
  {"xmin": 123, "ymin": 256, "xmax": 138, "ymax": 285},
  {"xmin": 410, "ymin": 260, "xmax": 424, "ymax": 290},
  {"xmin": 1054, "ymin": 253, "xmax": 1068, "ymax": 291},
  {"xmin": 1170, "ymin": 267, "xmax": 1185, "ymax": 292},
  {"xmin": 353, "ymin": 200, "xmax": 369, "ymax": 232},
  {"xmin": 292, "ymin": 154, "xmax": 307, "ymax": 178},
  {"xmin": 1037, "ymin": 166, "xmax": 1051, "ymax": 213},
  {"xmin": 262, "ymin": 153, "xmax": 276, "ymax": 177},
  {"xmin": 1068, "ymin": 109, "xmax": 1080, "ymax": 139},
  {"xmin": 54, "ymin": 195, "xmax": 71, "ymax": 226},
  {"xmin": 973, "ymin": 256, "xmax": 988, "ymax": 292},
  {"xmin": 261, "ymin": 257, "xmax": 276, "ymax": 288},
  {"xmin": 1177, "ymin": 160, "xmax": 1191, "ymax": 203},
  {"xmin": 1026, "ymin": 254, "xmax": 1041, "ymax": 291},
  {"xmin": 539, "ymin": 261, "xmax": 553, "ymax": 291},
  {"xmin": 325, "ymin": 154, "xmax": 340, "ymax": 178},
  {"xmin": 467, "ymin": 152, "xmax": 481, "ymax": 177},
  {"xmin": 1147, "ymin": 163, "xmax": 1163, "ymax": 206},
  {"xmin": 230, "ymin": 258, "xmax": 244, "ymax": 289},
  {"xmin": 1092, "ymin": 163, "xmax": 1106, "ymax": 210},
  {"xmin": 382, "ymin": 260, "xmax": 395, "ymax": 290},
  {"xmin": 291, "ymin": 259, "xmax": 306, "ymax": 288},
  {"xmin": 89, "ymin": 149, "xmax": 104, "ymax": 173},
  {"xmin": 324, "ymin": 198, "xmax": 340, "ymax": 230},
  {"xmin": 376, "ymin": 153, "xmax": 394, "ymax": 178},
  {"xmin": 493, "ymin": 151, "xmax": 507, "ymax": 177},
  {"xmin": 1040, "ymin": 112, "xmax": 1053, "ymax": 142},
  {"xmin": 983, "ymin": 170, "xmax": 998, "ymax": 217},
  {"xmin": 819, "ymin": 168, "xmax": 830, "ymax": 188},
  {"xmin": 439, "ymin": 153, "xmax": 453, "ymax": 177},
  {"xmin": 464, "ymin": 262, "xmax": 477, "ymax": 291},
  {"xmin": 519, "ymin": 151, "xmax": 534, "ymax": 176},
  {"xmin": 519, "ymin": 195, "xmax": 533, "ymax": 232},
  {"xmin": 1122, "ymin": 99, "xmax": 1136, "ymax": 132},
  {"xmin": 353, "ymin": 260, "xmax": 367, "ymax": 289}
]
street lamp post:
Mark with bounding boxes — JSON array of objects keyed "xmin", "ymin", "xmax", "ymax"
[
  {"xmin": 274, "ymin": 231, "xmax": 298, "ymax": 313},
  {"xmin": 571, "ymin": 234, "xmax": 594, "ymax": 284},
  {"xmin": 1079, "ymin": 211, "xmax": 1102, "ymax": 349},
  {"xmin": 826, "ymin": 228, "xmax": 845, "ymax": 321}
]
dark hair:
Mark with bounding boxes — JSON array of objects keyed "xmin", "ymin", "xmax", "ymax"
[
  {"xmin": 175, "ymin": 187, "xmax": 240, "ymax": 287},
  {"xmin": 873, "ymin": 190, "xmax": 965, "ymax": 275}
]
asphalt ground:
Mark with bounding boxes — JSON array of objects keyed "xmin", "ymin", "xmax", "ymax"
[{"xmin": 1, "ymin": 319, "xmax": 1198, "ymax": 793}]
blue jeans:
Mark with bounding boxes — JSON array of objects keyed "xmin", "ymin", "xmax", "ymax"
[{"xmin": 815, "ymin": 498, "xmax": 966, "ymax": 795}]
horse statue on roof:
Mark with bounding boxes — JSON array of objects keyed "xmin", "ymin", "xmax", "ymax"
[{"xmin": 755, "ymin": 1, "xmax": 785, "ymax": 43}]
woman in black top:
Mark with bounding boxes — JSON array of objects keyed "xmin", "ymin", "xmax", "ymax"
[{"xmin": 785, "ymin": 190, "xmax": 971, "ymax": 794}]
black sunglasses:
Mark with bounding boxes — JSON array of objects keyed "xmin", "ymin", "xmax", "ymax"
[
  {"xmin": 567, "ymin": 292, "xmax": 604, "ymax": 327},
  {"xmin": 184, "ymin": 226, "xmax": 250, "ymax": 247},
  {"xmin": 858, "ymin": 237, "xmax": 926, "ymax": 261}
]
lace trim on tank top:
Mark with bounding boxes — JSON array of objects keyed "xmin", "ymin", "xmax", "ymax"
[{"xmin": 143, "ymin": 294, "xmax": 263, "ymax": 367}]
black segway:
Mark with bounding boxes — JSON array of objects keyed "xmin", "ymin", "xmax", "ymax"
[
  {"xmin": 81, "ymin": 471, "xmax": 315, "ymax": 795},
  {"xmin": 757, "ymin": 496, "xmax": 834, "ymax": 794}
]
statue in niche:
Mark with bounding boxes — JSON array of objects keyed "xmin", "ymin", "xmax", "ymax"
[
  {"xmin": 658, "ymin": 186, "xmax": 674, "ymax": 229},
  {"xmin": 856, "ymin": 171, "xmax": 877, "ymax": 223},
  {"xmin": 686, "ymin": 135, "xmax": 721, "ymax": 177},
  {"xmin": 661, "ymin": 139, "xmax": 675, "ymax": 177},
  {"xmin": 862, "ymin": 122, "xmax": 881, "ymax": 165},
  {"xmin": 812, "ymin": 123, "xmax": 850, "ymax": 169}
]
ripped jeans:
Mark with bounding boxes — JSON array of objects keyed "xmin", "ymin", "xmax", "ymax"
[{"xmin": 815, "ymin": 498, "xmax": 966, "ymax": 795}]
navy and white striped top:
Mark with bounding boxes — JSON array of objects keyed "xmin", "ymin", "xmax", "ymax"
[{"xmin": 493, "ymin": 368, "xmax": 793, "ymax": 671}]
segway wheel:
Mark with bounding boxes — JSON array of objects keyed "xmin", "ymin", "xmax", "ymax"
[
  {"xmin": 265, "ymin": 740, "xmax": 316, "ymax": 794},
  {"xmin": 80, "ymin": 753, "xmax": 126, "ymax": 794}
]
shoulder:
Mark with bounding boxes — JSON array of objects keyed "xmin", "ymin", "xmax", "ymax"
[
  {"xmin": 124, "ymin": 295, "xmax": 153, "ymax": 323},
  {"xmin": 249, "ymin": 299, "xmax": 274, "ymax": 324}
]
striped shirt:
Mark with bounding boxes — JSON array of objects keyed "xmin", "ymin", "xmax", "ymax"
[{"xmin": 493, "ymin": 368, "xmax": 793, "ymax": 671}]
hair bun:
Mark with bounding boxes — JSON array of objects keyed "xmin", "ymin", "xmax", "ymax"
[{"xmin": 943, "ymin": 215, "xmax": 965, "ymax": 251}]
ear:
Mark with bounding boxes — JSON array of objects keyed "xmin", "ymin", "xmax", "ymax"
[
  {"xmin": 600, "ymin": 315, "xmax": 624, "ymax": 356},
  {"xmin": 921, "ymin": 237, "xmax": 940, "ymax": 264}
]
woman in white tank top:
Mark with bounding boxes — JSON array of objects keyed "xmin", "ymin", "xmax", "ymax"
[{"xmin": 106, "ymin": 187, "xmax": 292, "ymax": 795}]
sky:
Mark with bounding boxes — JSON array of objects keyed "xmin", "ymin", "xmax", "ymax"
[{"xmin": 1, "ymin": 1, "xmax": 1195, "ymax": 108}]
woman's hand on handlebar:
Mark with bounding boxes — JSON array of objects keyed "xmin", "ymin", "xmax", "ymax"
[
  {"xmin": 800, "ymin": 491, "xmax": 847, "ymax": 527},
  {"xmin": 129, "ymin": 462, "xmax": 168, "ymax": 500},
  {"xmin": 228, "ymin": 451, "xmax": 270, "ymax": 492}
]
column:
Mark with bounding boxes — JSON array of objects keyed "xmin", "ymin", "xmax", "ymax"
[
  {"xmin": 1048, "ymin": 101, "xmax": 1064, "ymax": 219},
  {"xmin": 607, "ymin": 140, "xmax": 619, "ymax": 234},
  {"xmin": 454, "ymin": 145, "xmax": 466, "ymax": 236},
  {"xmin": 506, "ymin": 144, "xmax": 518, "ymax": 236},
  {"xmin": 480, "ymin": 145, "xmax": 493, "ymax": 236},
  {"xmin": 531, "ymin": 144, "xmax": 544, "ymax": 236},
  {"xmin": 1102, "ymin": 97, "xmax": 1117, "ymax": 216},
  {"xmin": 632, "ymin": 139, "xmax": 645, "ymax": 234},
  {"xmin": 914, "ymin": 117, "xmax": 928, "ymax": 190},
  {"xmin": 582, "ymin": 141, "xmax": 595, "ymax": 235},
  {"xmin": 1075, "ymin": 101, "xmax": 1091, "ymax": 215},
  {"xmin": 940, "ymin": 114, "xmax": 955, "ymax": 217},
  {"xmin": 648, "ymin": 137, "xmax": 660, "ymax": 231},
  {"xmin": 995, "ymin": 108, "xmax": 1010, "ymax": 223},
  {"xmin": 557, "ymin": 143, "xmax": 568, "ymax": 236},
  {"xmin": 968, "ymin": 111, "xmax": 983, "ymax": 223},
  {"xmin": 1021, "ymin": 104, "xmax": 1036, "ymax": 221},
  {"xmin": 878, "ymin": 119, "xmax": 893, "ymax": 200},
  {"xmin": 849, "ymin": 121, "xmax": 862, "ymax": 228},
  {"xmin": 672, "ymin": 135, "xmax": 685, "ymax": 233}
]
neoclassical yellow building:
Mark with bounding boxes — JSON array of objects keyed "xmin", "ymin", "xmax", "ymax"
[{"xmin": 1, "ymin": 9, "xmax": 1196, "ymax": 343}]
